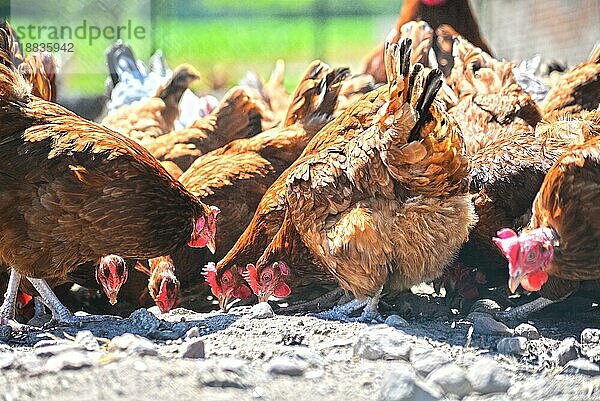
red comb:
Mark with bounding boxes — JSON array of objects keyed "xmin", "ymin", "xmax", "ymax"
[
  {"xmin": 17, "ymin": 291, "xmax": 33, "ymax": 308},
  {"xmin": 243, "ymin": 264, "xmax": 260, "ymax": 295},
  {"xmin": 492, "ymin": 228, "xmax": 520, "ymax": 268},
  {"xmin": 202, "ymin": 262, "xmax": 220, "ymax": 297}
]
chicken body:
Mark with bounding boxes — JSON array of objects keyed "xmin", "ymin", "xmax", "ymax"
[
  {"xmin": 102, "ymin": 65, "xmax": 200, "ymax": 145},
  {"xmin": 541, "ymin": 43, "xmax": 600, "ymax": 119},
  {"xmin": 210, "ymin": 77, "xmax": 390, "ymax": 310},
  {"xmin": 143, "ymin": 86, "xmax": 266, "ymax": 171},
  {"xmin": 0, "ymin": 62, "xmax": 216, "ymax": 326},
  {"xmin": 448, "ymin": 36, "xmax": 542, "ymax": 154},
  {"xmin": 248, "ymin": 40, "xmax": 476, "ymax": 321},
  {"xmin": 173, "ymin": 61, "xmax": 349, "ymax": 306}
]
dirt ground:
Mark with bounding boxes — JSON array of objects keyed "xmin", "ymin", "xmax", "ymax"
[{"xmin": 1, "ymin": 289, "xmax": 599, "ymax": 401}]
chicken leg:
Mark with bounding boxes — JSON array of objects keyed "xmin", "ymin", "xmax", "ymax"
[
  {"xmin": 495, "ymin": 296, "xmax": 563, "ymax": 322},
  {"xmin": 0, "ymin": 268, "xmax": 34, "ymax": 333},
  {"xmin": 312, "ymin": 287, "xmax": 384, "ymax": 323},
  {"xmin": 26, "ymin": 277, "xmax": 119, "ymax": 325}
]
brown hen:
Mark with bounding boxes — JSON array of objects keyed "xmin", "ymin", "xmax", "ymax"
[
  {"xmin": 246, "ymin": 39, "xmax": 476, "ymax": 321},
  {"xmin": 143, "ymin": 85, "xmax": 267, "ymax": 171},
  {"xmin": 101, "ymin": 65, "xmax": 200, "ymax": 145},
  {"xmin": 541, "ymin": 42, "xmax": 600, "ymax": 119},
  {"xmin": 172, "ymin": 61, "xmax": 349, "ymax": 306},
  {"xmin": 0, "ymin": 60, "xmax": 217, "ymax": 328},
  {"xmin": 493, "ymin": 135, "xmax": 600, "ymax": 320}
]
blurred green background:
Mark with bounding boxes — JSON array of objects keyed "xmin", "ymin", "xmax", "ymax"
[{"xmin": 4, "ymin": 0, "xmax": 402, "ymax": 96}]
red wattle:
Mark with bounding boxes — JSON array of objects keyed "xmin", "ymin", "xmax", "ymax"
[{"xmin": 521, "ymin": 271, "xmax": 549, "ymax": 292}]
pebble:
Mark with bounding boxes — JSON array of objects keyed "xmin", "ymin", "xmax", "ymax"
[
  {"xmin": 426, "ymin": 363, "xmax": 472, "ymax": 398},
  {"xmin": 0, "ymin": 352, "xmax": 15, "ymax": 369},
  {"xmin": 180, "ymin": 338, "xmax": 205, "ymax": 359},
  {"xmin": 129, "ymin": 308, "xmax": 161, "ymax": 333},
  {"xmin": 468, "ymin": 312, "xmax": 513, "ymax": 336},
  {"xmin": 75, "ymin": 330, "xmax": 101, "ymax": 352},
  {"xmin": 184, "ymin": 326, "xmax": 200, "ymax": 339},
  {"xmin": 385, "ymin": 315, "xmax": 409, "ymax": 329},
  {"xmin": 562, "ymin": 358, "xmax": 600, "ymax": 376},
  {"xmin": 44, "ymin": 350, "xmax": 93, "ymax": 372},
  {"xmin": 34, "ymin": 344, "xmax": 82, "ymax": 357},
  {"xmin": 469, "ymin": 299, "xmax": 502, "ymax": 314},
  {"xmin": 581, "ymin": 328, "xmax": 600, "ymax": 344},
  {"xmin": 378, "ymin": 368, "xmax": 442, "ymax": 401},
  {"xmin": 514, "ymin": 323, "xmax": 540, "ymax": 340},
  {"xmin": 108, "ymin": 333, "xmax": 158, "ymax": 356},
  {"xmin": 353, "ymin": 326, "xmax": 412, "ymax": 361},
  {"xmin": 266, "ymin": 356, "xmax": 307, "ymax": 376},
  {"xmin": 280, "ymin": 347, "xmax": 325, "ymax": 368},
  {"xmin": 497, "ymin": 337, "xmax": 527, "ymax": 356},
  {"xmin": 466, "ymin": 358, "xmax": 511, "ymax": 394},
  {"xmin": 198, "ymin": 359, "xmax": 249, "ymax": 389},
  {"xmin": 247, "ymin": 302, "xmax": 275, "ymax": 319},
  {"xmin": 552, "ymin": 337, "xmax": 580, "ymax": 366},
  {"xmin": 410, "ymin": 349, "xmax": 453, "ymax": 377}
]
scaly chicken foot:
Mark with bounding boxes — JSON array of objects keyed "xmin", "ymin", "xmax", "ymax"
[
  {"xmin": 0, "ymin": 268, "xmax": 35, "ymax": 334},
  {"xmin": 26, "ymin": 297, "xmax": 52, "ymax": 327},
  {"xmin": 281, "ymin": 288, "xmax": 345, "ymax": 314},
  {"xmin": 27, "ymin": 277, "xmax": 120, "ymax": 326},
  {"xmin": 495, "ymin": 296, "xmax": 559, "ymax": 322},
  {"xmin": 311, "ymin": 287, "xmax": 384, "ymax": 323}
]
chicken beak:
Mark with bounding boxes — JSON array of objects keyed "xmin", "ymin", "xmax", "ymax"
[
  {"xmin": 508, "ymin": 273, "xmax": 524, "ymax": 294},
  {"xmin": 258, "ymin": 292, "xmax": 269, "ymax": 303},
  {"xmin": 218, "ymin": 292, "xmax": 231, "ymax": 312},
  {"xmin": 107, "ymin": 290, "xmax": 119, "ymax": 305},
  {"xmin": 206, "ymin": 237, "xmax": 216, "ymax": 255}
]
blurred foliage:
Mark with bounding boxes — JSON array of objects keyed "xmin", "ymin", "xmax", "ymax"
[{"xmin": 4, "ymin": 0, "xmax": 402, "ymax": 96}]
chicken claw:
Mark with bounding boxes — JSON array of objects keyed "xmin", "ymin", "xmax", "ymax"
[
  {"xmin": 0, "ymin": 268, "xmax": 38, "ymax": 335},
  {"xmin": 494, "ymin": 296, "xmax": 560, "ymax": 322},
  {"xmin": 311, "ymin": 287, "xmax": 384, "ymax": 323},
  {"xmin": 27, "ymin": 277, "xmax": 120, "ymax": 327}
]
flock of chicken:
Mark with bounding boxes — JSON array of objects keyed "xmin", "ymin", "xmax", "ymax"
[{"xmin": 0, "ymin": 14, "xmax": 599, "ymax": 335}]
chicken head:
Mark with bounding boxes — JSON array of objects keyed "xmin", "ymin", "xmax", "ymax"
[
  {"xmin": 188, "ymin": 205, "xmax": 220, "ymax": 253},
  {"xmin": 493, "ymin": 227, "xmax": 556, "ymax": 293},
  {"xmin": 95, "ymin": 255, "xmax": 128, "ymax": 305},
  {"xmin": 202, "ymin": 262, "xmax": 252, "ymax": 311},
  {"xmin": 148, "ymin": 258, "xmax": 181, "ymax": 313},
  {"xmin": 244, "ymin": 261, "xmax": 291, "ymax": 303}
]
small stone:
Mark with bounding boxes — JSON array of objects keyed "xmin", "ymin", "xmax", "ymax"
[
  {"xmin": 468, "ymin": 312, "xmax": 513, "ymax": 336},
  {"xmin": 0, "ymin": 353, "xmax": 15, "ymax": 369},
  {"xmin": 514, "ymin": 323, "xmax": 540, "ymax": 340},
  {"xmin": 562, "ymin": 358, "xmax": 600, "ymax": 376},
  {"xmin": 581, "ymin": 328, "xmax": 600, "ymax": 344},
  {"xmin": 33, "ymin": 339, "xmax": 65, "ymax": 349},
  {"xmin": 109, "ymin": 333, "xmax": 158, "ymax": 356},
  {"xmin": 180, "ymin": 338, "xmax": 205, "ymax": 359},
  {"xmin": 466, "ymin": 358, "xmax": 511, "ymax": 394},
  {"xmin": 379, "ymin": 368, "xmax": 442, "ymax": 401},
  {"xmin": 354, "ymin": 326, "xmax": 412, "ymax": 361},
  {"xmin": 426, "ymin": 364, "xmax": 472, "ymax": 398},
  {"xmin": 45, "ymin": 350, "xmax": 92, "ymax": 372},
  {"xmin": 280, "ymin": 347, "xmax": 325, "ymax": 368},
  {"xmin": 197, "ymin": 360, "xmax": 249, "ymax": 389},
  {"xmin": 218, "ymin": 358, "xmax": 248, "ymax": 374},
  {"xmin": 469, "ymin": 299, "xmax": 502, "ymax": 314},
  {"xmin": 129, "ymin": 308, "xmax": 161, "ymax": 332},
  {"xmin": 410, "ymin": 349, "xmax": 452, "ymax": 377},
  {"xmin": 552, "ymin": 337, "xmax": 580, "ymax": 366},
  {"xmin": 184, "ymin": 326, "xmax": 200, "ymax": 339},
  {"xmin": 247, "ymin": 302, "xmax": 274, "ymax": 319},
  {"xmin": 75, "ymin": 330, "xmax": 100, "ymax": 352},
  {"xmin": 497, "ymin": 337, "xmax": 527, "ymax": 356},
  {"xmin": 385, "ymin": 315, "xmax": 409, "ymax": 329},
  {"xmin": 266, "ymin": 356, "xmax": 307, "ymax": 376},
  {"xmin": 34, "ymin": 344, "xmax": 81, "ymax": 357}
]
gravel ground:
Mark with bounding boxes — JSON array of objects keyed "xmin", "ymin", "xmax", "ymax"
[{"xmin": 1, "ymin": 291, "xmax": 599, "ymax": 401}]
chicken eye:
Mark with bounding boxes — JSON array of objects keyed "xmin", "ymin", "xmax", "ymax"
[
  {"xmin": 526, "ymin": 250, "xmax": 537, "ymax": 262},
  {"xmin": 262, "ymin": 273, "xmax": 272, "ymax": 283},
  {"xmin": 221, "ymin": 276, "xmax": 230, "ymax": 284}
]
